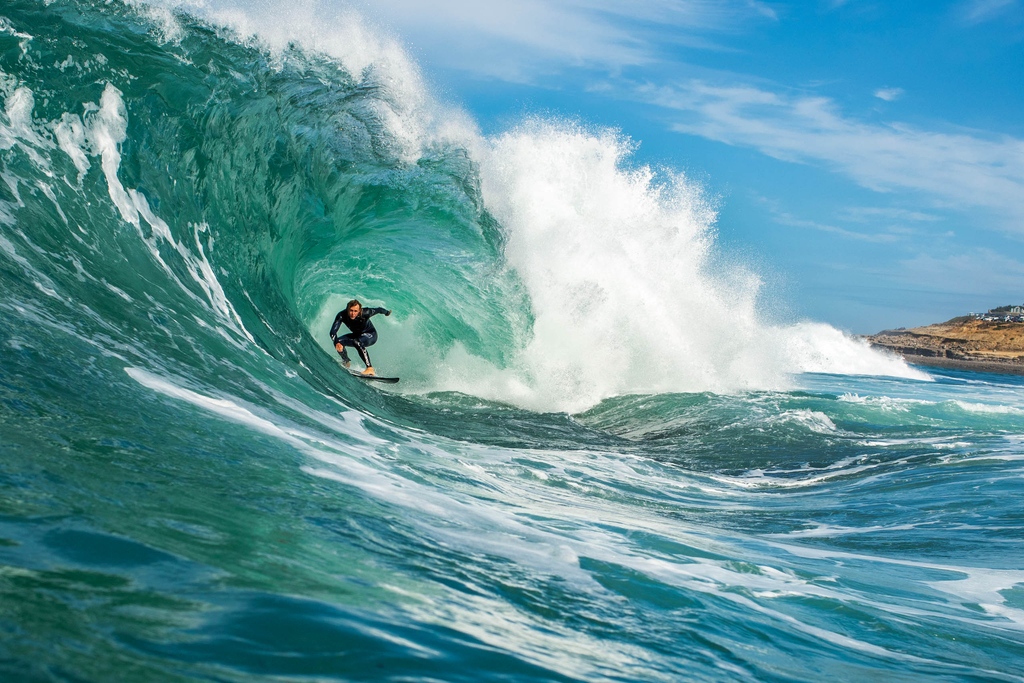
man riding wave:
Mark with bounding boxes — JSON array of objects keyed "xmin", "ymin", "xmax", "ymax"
[{"xmin": 330, "ymin": 299, "xmax": 391, "ymax": 376}]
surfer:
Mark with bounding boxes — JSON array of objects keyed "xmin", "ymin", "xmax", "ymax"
[{"xmin": 330, "ymin": 299, "xmax": 391, "ymax": 376}]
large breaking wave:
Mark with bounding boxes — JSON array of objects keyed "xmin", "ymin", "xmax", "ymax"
[{"xmin": 0, "ymin": 0, "xmax": 920, "ymax": 419}]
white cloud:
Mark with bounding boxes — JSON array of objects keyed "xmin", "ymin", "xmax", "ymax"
[
  {"xmin": 362, "ymin": 0, "xmax": 776, "ymax": 80},
  {"xmin": 639, "ymin": 81, "xmax": 1024, "ymax": 228},
  {"xmin": 837, "ymin": 207, "xmax": 942, "ymax": 223},
  {"xmin": 873, "ymin": 87, "xmax": 904, "ymax": 102},
  {"xmin": 757, "ymin": 200, "xmax": 904, "ymax": 243},
  {"xmin": 961, "ymin": 0, "xmax": 1020, "ymax": 24},
  {"xmin": 746, "ymin": 1, "xmax": 779, "ymax": 21},
  {"xmin": 899, "ymin": 249, "xmax": 1024, "ymax": 297},
  {"xmin": 780, "ymin": 216, "xmax": 902, "ymax": 243}
]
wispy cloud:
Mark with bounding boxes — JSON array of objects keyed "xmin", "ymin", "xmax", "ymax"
[
  {"xmin": 638, "ymin": 80, "xmax": 1024, "ymax": 227},
  {"xmin": 836, "ymin": 206, "xmax": 942, "ymax": 224},
  {"xmin": 960, "ymin": 0, "xmax": 1020, "ymax": 24},
  {"xmin": 365, "ymin": 0, "xmax": 776, "ymax": 80},
  {"xmin": 873, "ymin": 87, "xmax": 904, "ymax": 101},
  {"xmin": 899, "ymin": 249, "xmax": 1024, "ymax": 297},
  {"xmin": 777, "ymin": 215, "xmax": 902, "ymax": 243},
  {"xmin": 757, "ymin": 198, "xmax": 905, "ymax": 243},
  {"xmin": 746, "ymin": 1, "xmax": 779, "ymax": 21}
]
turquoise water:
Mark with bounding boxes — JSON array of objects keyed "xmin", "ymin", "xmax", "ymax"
[{"xmin": 1, "ymin": 2, "xmax": 1023, "ymax": 680}]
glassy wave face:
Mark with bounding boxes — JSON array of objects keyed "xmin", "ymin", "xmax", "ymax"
[{"xmin": 1, "ymin": 2, "xmax": 1022, "ymax": 681}]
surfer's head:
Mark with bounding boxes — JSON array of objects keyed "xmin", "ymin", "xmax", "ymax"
[{"xmin": 346, "ymin": 299, "xmax": 362, "ymax": 319}]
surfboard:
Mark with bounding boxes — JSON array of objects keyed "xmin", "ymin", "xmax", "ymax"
[{"xmin": 346, "ymin": 369, "xmax": 399, "ymax": 384}]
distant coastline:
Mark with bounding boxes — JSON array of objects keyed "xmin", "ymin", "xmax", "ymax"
[{"xmin": 866, "ymin": 317, "xmax": 1024, "ymax": 376}]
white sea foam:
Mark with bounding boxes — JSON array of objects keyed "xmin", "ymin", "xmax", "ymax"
[
  {"xmin": 3, "ymin": 87, "xmax": 47, "ymax": 149},
  {"xmin": 709, "ymin": 461, "xmax": 885, "ymax": 490},
  {"xmin": 770, "ymin": 523, "xmax": 919, "ymax": 538},
  {"xmin": 772, "ymin": 540, "xmax": 1024, "ymax": 629},
  {"xmin": 952, "ymin": 400, "xmax": 1024, "ymax": 416},
  {"xmin": 0, "ymin": 16, "xmax": 33, "ymax": 43},
  {"xmin": 86, "ymin": 84, "xmax": 136, "ymax": 226},
  {"xmin": 0, "ymin": 86, "xmax": 52, "ymax": 173},
  {"xmin": 838, "ymin": 393, "xmax": 933, "ymax": 412},
  {"xmin": 125, "ymin": 366, "xmax": 381, "ymax": 462},
  {"xmin": 768, "ymin": 409, "xmax": 838, "ymax": 434},
  {"xmin": 415, "ymin": 123, "xmax": 928, "ymax": 411},
  {"xmin": 64, "ymin": 83, "xmax": 255, "ymax": 343},
  {"xmin": 54, "ymin": 113, "xmax": 90, "ymax": 181}
]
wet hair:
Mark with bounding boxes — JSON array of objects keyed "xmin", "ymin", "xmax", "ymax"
[{"xmin": 346, "ymin": 299, "xmax": 361, "ymax": 310}]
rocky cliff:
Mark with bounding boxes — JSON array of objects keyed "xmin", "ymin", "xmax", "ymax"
[{"xmin": 867, "ymin": 318, "xmax": 1024, "ymax": 375}]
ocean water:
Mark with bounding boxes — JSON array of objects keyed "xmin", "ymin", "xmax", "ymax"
[{"xmin": 1, "ymin": 2, "xmax": 1023, "ymax": 681}]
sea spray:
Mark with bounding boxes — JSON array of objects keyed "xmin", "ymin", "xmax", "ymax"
[
  {"xmin": 409, "ymin": 122, "xmax": 926, "ymax": 411},
  {"xmin": 132, "ymin": 0, "xmax": 478, "ymax": 163}
]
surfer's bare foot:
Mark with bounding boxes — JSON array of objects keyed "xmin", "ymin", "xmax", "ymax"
[
  {"xmin": 362, "ymin": 366, "xmax": 375, "ymax": 376},
  {"xmin": 342, "ymin": 360, "xmax": 351, "ymax": 369}
]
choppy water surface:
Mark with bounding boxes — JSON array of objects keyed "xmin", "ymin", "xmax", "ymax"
[{"xmin": 1, "ymin": 2, "xmax": 1022, "ymax": 681}]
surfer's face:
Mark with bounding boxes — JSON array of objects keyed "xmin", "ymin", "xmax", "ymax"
[{"xmin": 346, "ymin": 305, "xmax": 361, "ymax": 319}]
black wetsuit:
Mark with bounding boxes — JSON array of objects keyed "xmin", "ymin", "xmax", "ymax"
[{"xmin": 330, "ymin": 307, "xmax": 389, "ymax": 367}]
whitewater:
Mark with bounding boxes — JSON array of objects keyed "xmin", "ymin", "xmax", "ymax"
[{"xmin": 1, "ymin": 1, "xmax": 1022, "ymax": 681}]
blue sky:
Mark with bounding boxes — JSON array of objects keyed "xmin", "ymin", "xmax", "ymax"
[{"xmin": 349, "ymin": 0, "xmax": 1023, "ymax": 333}]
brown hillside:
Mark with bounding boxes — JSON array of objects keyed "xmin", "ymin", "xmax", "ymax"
[{"xmin": 867, "ymin": 319, "xmax": 1024, "ymax": 373}]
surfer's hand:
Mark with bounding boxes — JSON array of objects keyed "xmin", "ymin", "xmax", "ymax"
[
  {"xmin": 335, "ymin": 342, "xmax": 344, "ymax": 353},
  {"xmin": 385, "ymin": 310, "xmax": 391, "ymax": 316}
]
